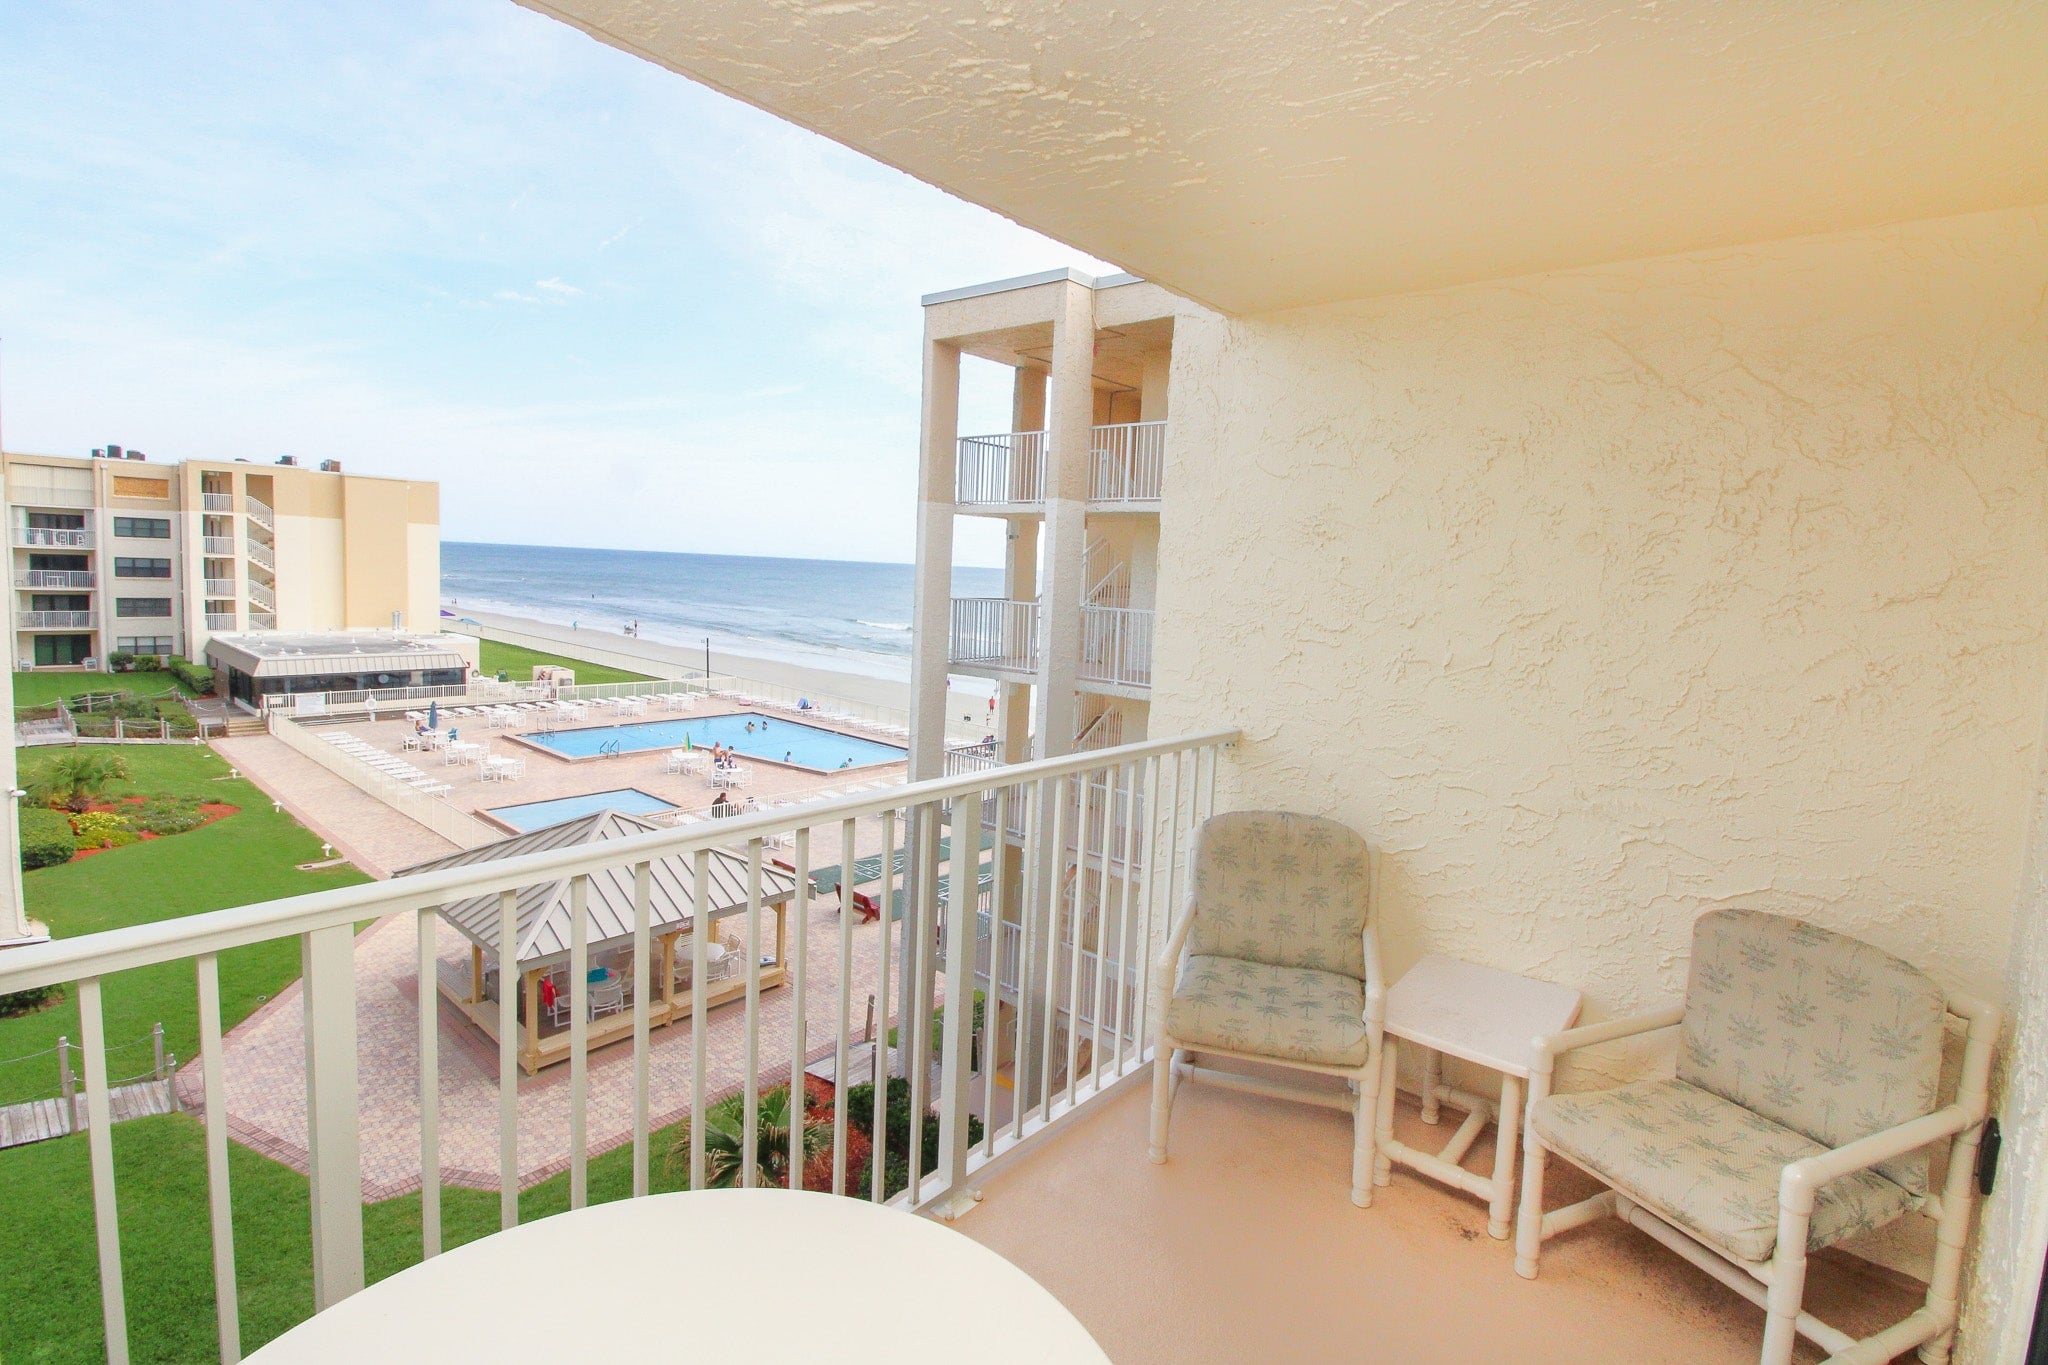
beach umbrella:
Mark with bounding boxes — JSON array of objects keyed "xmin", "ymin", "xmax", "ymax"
[{"xmin": 427, "ymin": 700, "xmax": 439, "ymax": 731}]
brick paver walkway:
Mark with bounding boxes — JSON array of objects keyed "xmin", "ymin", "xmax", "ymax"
[{"xmin": 212, "ymin": 735, "xmax": 458, "ymax": 877}]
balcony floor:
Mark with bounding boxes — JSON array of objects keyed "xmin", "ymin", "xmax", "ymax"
[{"xmin": 960, "ymin": 1073, "xmax": 1919, "ymax": 1365}]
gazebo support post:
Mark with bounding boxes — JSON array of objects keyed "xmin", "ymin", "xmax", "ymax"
[
  {"xmin": 523, "ymin": 968, "xmax": 541, "ymax": 1072},
  {"xmin": 660, "ymin": 933, "xmax": 677, "ymax": 1022},
  {"xmin": 469, "ymin": 944, "xmax": 483, "ymax": 1005}
]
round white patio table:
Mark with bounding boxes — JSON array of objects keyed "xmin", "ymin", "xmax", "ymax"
[{"xmin": 246, "ymin": 1188, "xmax": 1108, "ymax": 1363}]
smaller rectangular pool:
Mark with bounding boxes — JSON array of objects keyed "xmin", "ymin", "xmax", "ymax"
[{"xmin": 484, "ymin": 787, "xmax": 678, "ymax": 833}]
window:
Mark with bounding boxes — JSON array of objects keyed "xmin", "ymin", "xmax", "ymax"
[
  {"xmin": 115, "ymin": 597, "xmax": 173, "ymax": 618},
  {"xmin": 113, "ymin": 516, "xmax": 171, "ymax": 539},
  {"xmin": 27, "ymin": 512, "xmax": 85, "ymax": 530},
  {"xmin": 114, "ymin": 557, "xmax": 172, "ymax": 578},
  {"xmin": 30, "ymin": 595, "xmax": 90, "ymax": 612},
  {"xmin": 116, "ymin": 636, "xmax": 174, "ymax": 656}
]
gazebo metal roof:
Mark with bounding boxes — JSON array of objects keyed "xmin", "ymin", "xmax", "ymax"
[{"xmin": 395, "ymin": 810, "xmax": 797, "ymax": 971}]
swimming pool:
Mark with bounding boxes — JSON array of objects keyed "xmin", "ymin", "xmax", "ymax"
[
  {"xmin": 513, "ymin": 712, "xmax": 906, "ymax": 772},
  {"xmin": 485, "ymin": 787, "xmax": 678, "ymax": 833}
]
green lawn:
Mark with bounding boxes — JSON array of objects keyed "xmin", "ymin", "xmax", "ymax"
[
  {"xmin": 0, "ymin": 1111, "xmax": 693, "ymax": 1363},
  {"xmin": 476, "ymin": 638, "xmax": 653, "ymax": 687},
  {"xmin": 0, "ymin": 746, "xmax": 368, "ymax": 1106},
  {"xmin": 12, "ymin": 671, "xmax": 190, "ymax": 713}
]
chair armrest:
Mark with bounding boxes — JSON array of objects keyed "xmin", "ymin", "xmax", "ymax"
[
  {"xmin": 1779, "ymin": 1104, "xmax": 1979, "ymax": 1211},
  {"xmin": 1526, "ymin": 1006, "xmax": 1684, "ymax": 1102},
  {"xmin": 1154, "ymin": 902, "xmax": 1201, "ymax": 983}
]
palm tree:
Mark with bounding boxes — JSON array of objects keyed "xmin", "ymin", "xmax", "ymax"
[
  {"xmin": 669, "ymin": 1084, "xmax": 829, "ymax": 1189},
  {"xmin": 27, "ymin": 751, "xmax": 129, "ymax": 813}
]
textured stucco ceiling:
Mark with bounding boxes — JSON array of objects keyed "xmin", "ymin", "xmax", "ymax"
[{"xmin": 521, "ymin": 0, "xmax": 2048, "ymax": 314}]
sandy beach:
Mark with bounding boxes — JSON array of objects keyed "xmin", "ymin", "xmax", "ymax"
[{"xmin": 446, "ymin": 606, "xmax": 997, "ymax": 742}]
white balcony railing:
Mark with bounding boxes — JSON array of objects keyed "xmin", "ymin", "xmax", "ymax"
[
  {"xmin": 16, "ymin": 526, "xmax": 93, "ymax": 549},
  {"xmin": 245, "ymin": 494, "xmax": 274, "ymax": 529},
  {"xmin": 246, "ymin": 539, "xmax": 275, "ymax": 573},
  {"xmin": 19, "ymin": 610, "xmax": 96, "ymax": 629},
  {"xmin": 1079, "ymin": 605, "xmax": 1154, "ymax": 689},
  {"xmin": 202, "ymin": 536, "xmax": 237, "ymax": 557},
  {"xmin": 204, "ymin": 612, "xmax": 238, "ymax": 631},
  {"xmin": 949, "ymin": 597, "xmax": 1039, "ymax": 673},
  {"xmin": 15, "ymin": 570, "xmax": 95, "ymax": 589},
  {"xmin": 203, "ymin": 577, "xmax": 237, "ymax": 598},
  {"xmin": 1088, "ymin": 420, "xmax": 1166, "ymax": 505},
  {"xmin": 201, "ymin": 492, "xmax": 235, "ymax": 513},
  {"xmin": 0, "ymin": 729, "xmax": 1232, "ymax": 1360},
  {"xmin": 955, "ymin": 431, "xmax": 1047, "ymax": 507},
  {"xmin": 248, "ymin": 611, "xmax": 277, "ymax": 630}
]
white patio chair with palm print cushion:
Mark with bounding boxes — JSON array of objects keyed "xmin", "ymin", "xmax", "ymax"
[
  {"xmin": 1515, "ymin": 909, "xmax": 1999, "ymax": 1365},
  {"xmin": 1148, "ymin": 811, "xmax": 1385, "ymax": 1207}
]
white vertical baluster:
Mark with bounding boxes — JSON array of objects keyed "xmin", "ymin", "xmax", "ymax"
[
  {"xmin": 1013, "ymin": 779, "xmax": 1042, "ymax": 1142},
  {"xmin": 1064, "ymin": 774, "xmax": 1090, "ymax": 1107},
  {"xmin": 934, "ymin": 794, "xmax": 977, "ymax": 1210},
  {"xmin": 690, "ymin": 849, "xmax": 710, "ymax": 1190},
  {"xmin": 742, "ymin": 839, "xmax": 764, "ymax": 1188},
  {"xmin": 982, "ymin": 785, "xmax": 1012, "ymax": 1159},
  {"xmin": 301, "ymin": 923, "xmax": 364, "ymax": 1309},
  {"xmin": 78, "ymin": 977, "xmax": 129, "ymax": 1365},
  {"xmin": 832, "ymin": 817, "xmax": 856, "ymax": 1196},
  {"xmin": 906, "ymin": 802, "xmax": 936, "ymax": 1199},
  {"xmin": 195, "ymin": 955, "xmax": 240, "ymax": 1363},
  {"xmin": 631, "ymin": 860, "xmax": 652, "ymax": 1199},
  {"xmin": 568, "ymin": 873, "xmax": 590, "ymax": 1208},
  {"xmin": 1136, "ymin": 755, "xmax": 1165, "ymax": 1049},
  {"xmin": 871, "ymin": 809, "xmax": 896, "ymax": 1202},
  {"xmin": 496, "ymin": 888, "xmax": 518, "ymax": 1230},
  {"xmin": 788, "ymin": 828, "xmax": 811, "ymax": 1191},
  {"xmin": 415, "ymin": 908, "xmax": 440, "ymax": 1259},
  {"xmin": 1111, "ymin": 758, "xmax": 1142, "ymax": 1075},
  {"xmin": 1088, "ymin": 766, "xmax": 1113, "ymax": 1094},
  {"xmin": 1040, "ymin": 775, "xmax": 1069, "ymax": 1121}
]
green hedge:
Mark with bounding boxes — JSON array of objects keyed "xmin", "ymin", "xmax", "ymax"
[
  {"xmin": 166, "ymin": 658, "xmax": 214, "ymax": 694},
  {"xmin": 20, "ymin": 807, "xmax": 77, "ymax": 870}
]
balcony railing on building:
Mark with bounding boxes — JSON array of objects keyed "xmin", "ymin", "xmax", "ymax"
[
  {"xmin": 202, "ymin": 536, "xmax": 237, "ymax": 557},
  {"xmin": 201, "ymin": 492, "xmax": 235, "ymax": 513},
  {"xmin": 19, "ymin": 610, "xmax": 97, "ymax": 629},
  {"xmin": 0, "ymin": 730, "xmax": 1231, "ymax": 1363},
  {"xmin": 15, "ymin": 570, "xmax": 95, "ymax": 589},
  {"xmin": 16, "ymin": 526, "xmax": 93, "ymax": 549},
  {"xmin": 247, "ymin": 580, "xmax": 276, "ymax": 611},
  {"xmin": 1079, "ymin": 605, "xmax": 1154, "ymax": 690},
  {"xmin": 246, "ymin": 539, "xmax": 275, "ymax": 573},
  {"xmin": 245, "ymin": 494, "xmax": 274, "ymax": 530},
  {"xmin": 1087, "ymin": 421, "xmax": 1165, "ymax": 505},
  {"xmin": 949, "ymin": 597, "xmax": 1039, "ymax": 674},
  {"xmin": 955, "ymin": 431, "xmax": 1048, "ymax": 507},
  {"xmin": 203, "ymin": 577, "xmax": 237, "ymax": 598},
  {"xmin": 204, "ymin": 612, "xmax": 237, "ymax": 631},
  {"xmin": 248, "ymin": 611, "xmax": 277, "ymax": 630}
]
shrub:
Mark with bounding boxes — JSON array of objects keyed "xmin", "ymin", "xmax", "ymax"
[
  {"xmin": 132, "ymin": 655, "xmax": 163, "ymax": 672},
  {"xmin": 842, "ymin": 1077, "xmax": 983, "ymax": 1200},
  {"xmin": 166, "ymin": 658, "xmax": 214, "ymax": 694},
  {"xmin": 20, "ymin": 808, "xmax": 76, "ymax": 870},
  {"xmin": 131, "ymin": 794, "xmax": 206, "ymax": 836},
  {"xmin": 107, "ymin": 651, "xmax": 137, "ymax": 672},
  {"xmin": 0, "ymin": 985, "xmax": 61, "ymax": 1017},
  {"xmin": 667, "ymin": 1084, "xmax": 828, "ymax": 1189},
  {"xmin": 68, "ymin": 810, "xmax": 129, "ymax": 848},
  {"xmin": 26, "ymin": 751, "xmax": 129, "ymax": 812}
]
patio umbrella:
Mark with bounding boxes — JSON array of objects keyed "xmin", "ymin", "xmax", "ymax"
[{"xmin": 427, "ymin": 700, "xmax": 439, "ymax": 731}]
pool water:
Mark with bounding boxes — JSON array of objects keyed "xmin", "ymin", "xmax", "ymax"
[
  {"xmin": 486, "ymin": 788, "xmax": 678, "ymax": 832},
  {"xmin": 519, "ymin": 712, "xmax": 905, "ymax": 771}
]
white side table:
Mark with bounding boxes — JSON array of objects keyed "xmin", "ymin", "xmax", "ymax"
[{"xmin": 1373, "ymin": 955, "xmax": 1582, "ymax": 1239}]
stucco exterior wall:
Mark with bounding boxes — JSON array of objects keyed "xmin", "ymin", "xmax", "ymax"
[{"xmin": 1153, "ymin": 203, "xmax": 2046, "ymax": 1062}]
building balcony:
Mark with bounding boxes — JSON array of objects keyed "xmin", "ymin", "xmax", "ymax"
[
  {"xmin": 248, "ymin": 611, "xmax": 277, "ymax": 630},
  {"xmin": 14, "ymin": 569, "xmax": 95, "ymax": 589},
  {"xmin": 244, "ymin": 494, "xmax": 275, "ymax": 530},
  {"xmin": 204, "ymin": 577, "xmax": 238, "ymax": 598},
  {"xmin": 18, "ymin": 610, "xmax": 97, "ymax": 629},
  {"xmin": 202, "ymin": 536, "xmax": 238, "ymax": 557},
  {"xmin": 15, "ymin": 526, "xmax": 93, "ymax": 549},
  {"xmin": 246, "ymin": 538, "xmax": 275, "ymax": 573},
  {"xmin": 1079, "ymin": 605, "xmax": 1153, "ymax": 691},
  {"xmin": 950, "ymin": 596, "xmax": 1039, "ymax": 674},
  {"xmin": 201, "ymin": 491, "xmax": 235, "ymax": 513},
  {"xmin": 247, "ymin": 579, "xmax": 276, "ymax": 611},
  {"xmin": 955, "ymin": 422, "xmax": 1166, "ymax": 512},
  {"xmin": 10, "ymin": 485, "xmax": 96, "ymax": 509},
  {"xmin": 204, "ymin": 611, "xmax": 238, "ymax": 631}
]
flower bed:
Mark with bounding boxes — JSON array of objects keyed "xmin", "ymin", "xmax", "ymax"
[{"xmin": 65, "ymin": 796, "xmax": 239, "ymax": 861}]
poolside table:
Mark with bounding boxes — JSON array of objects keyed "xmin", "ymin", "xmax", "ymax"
[{"xmin": 245, "ymin": 1190, "xmax": 1107, "ymax": 1363}]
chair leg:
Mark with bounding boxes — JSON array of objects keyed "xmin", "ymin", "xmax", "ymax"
[
  {"xmin": 1373, "ymin": 1042, "xmax": 1398, "ymax": 1187},
  {"xmin": 1759, "ymin": 1208, "xmax": 1812, "ymax": 1365},
  {"xmin": 1514, "ymin": 1131, "xmax": 1548, "ymax": 1279},
  {"xmin": 1148, "ymin": 1039, "xmax": 1177, "ymax": 1163},
  {"xmin": 1351, "ymin": 1054, "xmax": 1380, "ymax": 1208}
]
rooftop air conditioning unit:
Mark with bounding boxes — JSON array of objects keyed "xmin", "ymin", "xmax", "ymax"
[
  {"xmin": 277, "ymin": 455, "xmax": 298, "ymax": 466},
  {"xmin": 319, "ymin": 459, "xmax": 342, "ymax": 473},
  {"xmin": 107, "ymin": 444, "xmax": 123, "ymax": 459},
  {"xmin": 126, "ymin": 451, "xmax": 145, "ymax": 460}
]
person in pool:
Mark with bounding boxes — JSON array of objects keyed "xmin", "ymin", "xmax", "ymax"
[
  {"xmin": 746, "ymin": 721, "xmax": 756, "ymax": 733},
  {"xmin": 785, "ymin": 751, "xmax": 793, "ymax": 764}
]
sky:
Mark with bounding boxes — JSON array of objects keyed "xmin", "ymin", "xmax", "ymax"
[{"xmin": 0, "ymin": 1, "xmax": 1120, "ymax": 566}]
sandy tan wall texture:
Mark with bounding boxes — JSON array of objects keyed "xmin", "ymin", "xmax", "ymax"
[{"xmin": 1153, "ymin": 204, "xmax": 2047, "ymax": 1041}]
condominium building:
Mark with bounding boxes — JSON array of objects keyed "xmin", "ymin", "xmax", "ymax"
[
  {"xmin": 2, "ymin": 450, "xmax": 440, "ymax": 671},
  {"xmin": 908, "ymin": 269, "xmax": 1184, "ymax": 780}
]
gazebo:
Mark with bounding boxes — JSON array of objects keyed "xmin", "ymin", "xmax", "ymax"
[{"xmin": 398, "ymin": 810, "xmax": 800, "ymax": 1073}]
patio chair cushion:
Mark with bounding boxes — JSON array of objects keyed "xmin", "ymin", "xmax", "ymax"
[
  {"xmin": 1530, "ymin": 1078, "xmax": 1916, "ymax": 1264},
  {"xmin": 1678, "ymin": 909, "xmax": 1946, "ymax": 1195},
  {"xmin": 1166, "ymin": 954, "xmax": 1372, "ymax": 1068},
  {"xmin": 1185, "ymin": 811, "xmax": 1371, "ymax": 980}
]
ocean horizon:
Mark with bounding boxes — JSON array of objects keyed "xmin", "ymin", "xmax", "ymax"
[{"xmin": 442, "ymin": 540, "xmax": 1003, "ymax": 680}]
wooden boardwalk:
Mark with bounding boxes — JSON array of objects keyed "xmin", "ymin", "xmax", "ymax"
[{"xmin": 0, "ymin": 1080, "xmax": 175, "ymax": 1149}]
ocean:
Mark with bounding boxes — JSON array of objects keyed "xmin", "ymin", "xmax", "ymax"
[{"xmin": 441, "ymin": 541, "xmax": 1003, "ymax": 680}]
